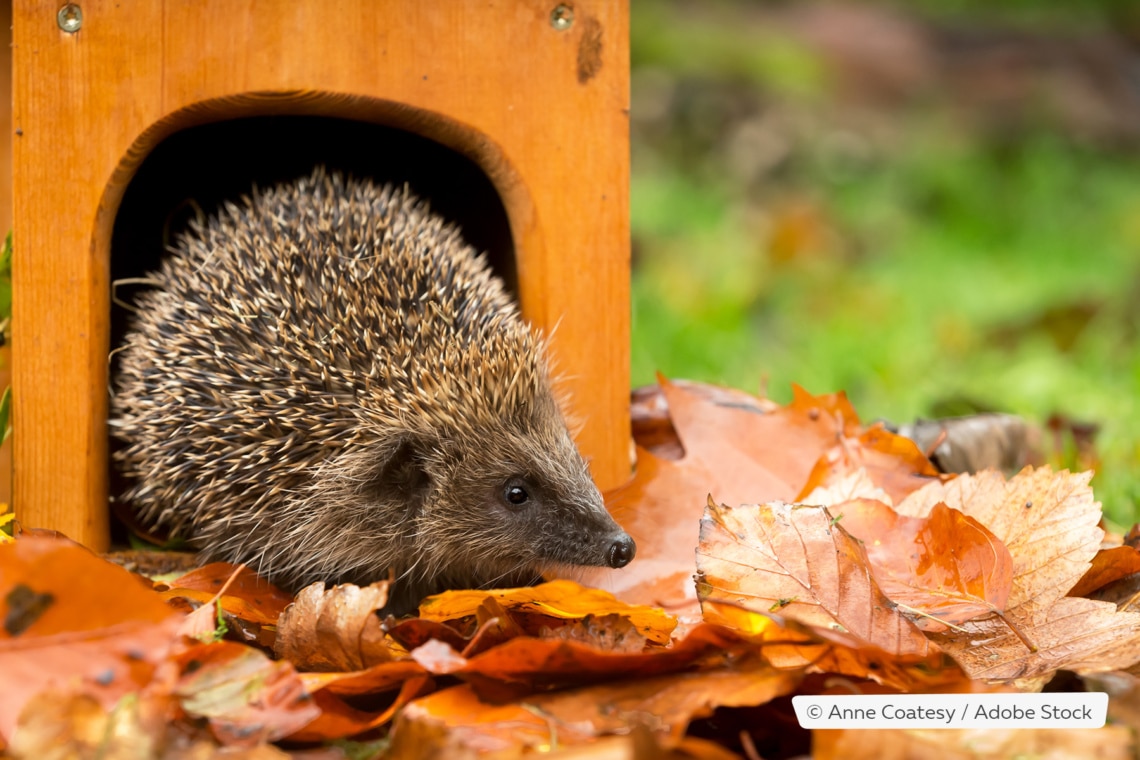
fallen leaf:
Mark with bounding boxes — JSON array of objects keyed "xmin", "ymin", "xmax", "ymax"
[
  {"xmin": 630, "ymin": 381, "xmax": 779, "ymax": 459},
  {"xmin": 416, "ymin": 580, "xmax": 677, "ymax": 646},
  {"xmin": 388, "ymin": 663, "xmax": 797, "ymax": 756},
  {"xmin": 581, "ymin": 380, "xmax": 866, "ymax": 613},
  {"xmin": 159, "ymin": 563, "xmax": 294, "ymax": 626},
  {"xmin": 388, "ymin": 682, "xmax": 577, "ymax": 755},
  {"xmin": 288, "ymin": 672, "xmax": 433, "ymax": 742},
  {"xmin": 274, "ymin": 581, "xmax": 396, "ymax": 672},
  {"xmin": 838, "ymin": 499, "xmax": 1014, "ymax": 632},
  {"xmin": 700, "ymin": 599, "xmax": 965, "ymax": 691},
  {"xmin": 814, "ymin": 724, "xmax": 1132, "ymax": 760},
  {"xmin": 894, "ymin": 412, "xmax": 1039, "ymax": 475},
  {"xmin": 897, "ymin": 468, "xmax": 1140, "ymax": 681},
  {"xmin": 1070, "ymin": 546, "xmax": 1140, "ymax": 598},
  {"xmin": 798, "ymin": 424, "xmax": 945, "ymax": 504},
  {"xmin": 696, "ymin": 499, "xmax": 932, "ymax": 658},
  {"xmin": 1, "ymin": 536, "xmax": 172, "ymax": 637},
  {"xmin": 0, "ymin": 536, "xmax": 183, "ymax": 742},
  {"xmin": 173, "ymin": 641, "xmax": 320, "ymax": 746},
  {"xmin": 895, "ymin": 468, "xmax": 1100, "ymax": 608},
  {"xmin": 6, "ymin": 690, "xmax": 298, "ymax": 760}
]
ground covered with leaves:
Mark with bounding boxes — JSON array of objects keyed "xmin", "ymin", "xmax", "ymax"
[{"xmin": 3, "ymin": 381, "xmax": 1140, "ymax": 759}]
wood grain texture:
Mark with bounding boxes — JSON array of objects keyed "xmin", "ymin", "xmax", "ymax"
[
  {"xmin": 13, "ymin": 0, "xmax": 631, "ymax": 548},
  {"xmin": 0, "ymin": 0, "xmax": 12, "ymax": 513}
]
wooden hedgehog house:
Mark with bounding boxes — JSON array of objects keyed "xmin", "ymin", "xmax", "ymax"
[{"xmin": 12, "ymin": 1, "xmax": 632, "ymax": 549}]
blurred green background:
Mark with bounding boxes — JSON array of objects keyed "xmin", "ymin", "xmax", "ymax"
[{"xmin": 628, "ymin": 0, "xmax": 1140, "ymax": 526}]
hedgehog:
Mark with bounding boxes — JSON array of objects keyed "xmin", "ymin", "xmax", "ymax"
[{"xmin": 111, "ymin": 169, "xmax": 635, "ymax": 613}]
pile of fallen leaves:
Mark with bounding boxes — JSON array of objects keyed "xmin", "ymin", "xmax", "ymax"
[{"xmin": 3, "ymin": 379, "xmax": 1140, "ymax": 759}]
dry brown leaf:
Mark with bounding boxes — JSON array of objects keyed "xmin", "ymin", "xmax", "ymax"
[
  {"xmin": 896, "ymin": 412, "xmax": 1039, "ymax": 475},
  {"xmin": 581, "ymin": 379, "xmax": 867, "ymax": 613},
  {"xmin": 630, "ymin": 380, "xmax": 779, "ymax": 459},
  {"xmin": 696, "ymin": 499, "xmax": 932, "ymax": 658},
  {"xmin": 274, "ymin": 581, "xmax": 396, "ymax": 672},
  {"xmin": 802, "ymin": 468, "xmax": 893, "ymax": 508},
  {"xmin": 897, "ymin": 467, "xmax": 1140, "ymax": 680},
  {"xmin": 895, "ymin": 467, "xmax": 1100, "ymax": 609},
  {"xmin": 838, "ymin": 499, "xmax": 1014, "ymax": 632},
  {"xmin": 814, "ymin": 724, "xmax": 1133, "ymax": 760}
]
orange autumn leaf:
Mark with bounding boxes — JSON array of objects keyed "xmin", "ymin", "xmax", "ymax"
[
  {"xmin": 407, "ymin": 624, "xmax": 749, "ymax": 698},
  {"xmin": 798, "ymin": 424, "xmax": 947, "ymax": 504},
  {"xmin": 416, "ymin": 580, "xmax": 677, "ymax": 646},
  {"xmin": 289, "ymin": 673, "xmax": 432, "ymax": 743},
  {"xmin": 896, "ymin": 467, "xmax": 1140, "ymax": 682},
  {"xmin": 1070, "ymin": 545, "xmax": 1140, "ymax": 598},
  {"xmin": 388, "ymin": 665, "xmax": 798, "ymax": 756},
  {"xmin": 159, "ymin": 563, "xmax": 294, "ymax": 626},
  {"xmin": 696, "ymin": 499, "xmax": 933, "ymax": 658},
  {"xmin": 700, "ymin": 599, "xmax": 966, "ymax": 691},
  {"xmin": 0, "ymin": 536, "xmax": 184, "ymax": 742},
  {"xmin": 838, "ymin": 499, "xmax": 1014, "ymax": 632},
  {"xmin": 581, "ymin": 379, "xmax": 868, "ymax": 612}
]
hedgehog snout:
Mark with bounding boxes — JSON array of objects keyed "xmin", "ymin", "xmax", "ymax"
[{"xmin": 606, "ymin": 533, "xmax": 636, "ymax": 569}]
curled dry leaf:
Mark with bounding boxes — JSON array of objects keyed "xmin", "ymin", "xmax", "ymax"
[
  {"xmin": 696, "ymin": 499, "xmax": 932, "ymax": 658},
  {"xmin": 274, "ymin": 581, "xmax": 397, "ymax": 672},
  {"xmin": 404, "ymin": 624, "xmax": 754, "ymax": 703},
  {"xmin": 897, "ymin": 467, "xmax": 1140, "ymax": 681},
  {"xmin": 837, "ymin": 499, "xmax": 1014, "ymax": 632}
]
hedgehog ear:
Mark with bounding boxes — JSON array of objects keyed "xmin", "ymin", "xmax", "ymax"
[{"xmin": 373, "ymin": 435, "xmax": 432, "ymax": 515}]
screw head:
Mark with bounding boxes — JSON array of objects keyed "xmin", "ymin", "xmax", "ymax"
[
  {"xmin": 550, "ymin": 4, "xmax": 574, "ymax": 31},
  {"xmin": 57, "ymin": 3, "xmax": 83, "ymax": 33}
]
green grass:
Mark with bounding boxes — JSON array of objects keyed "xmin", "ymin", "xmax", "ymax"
[{"xmin": 631, "ymin": 121, "xmax": 1140, "ymax": 527}]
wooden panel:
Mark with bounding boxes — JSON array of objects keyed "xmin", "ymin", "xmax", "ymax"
[
  {"xmin": 0, "ymin": 0, "xmax": 12, "ymax": 512},
  {"xmin": 13, "ymin": 0, "xmax": 630, "ymax": 547}
]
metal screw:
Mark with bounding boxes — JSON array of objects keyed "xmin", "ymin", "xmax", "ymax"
[
  {"xmin": 550, "ymin": 4, "xmax": 574, "ymax": 31},
  {"xmin": 57, "ymin": 3, "xmax": 82, "ymax": 33}
]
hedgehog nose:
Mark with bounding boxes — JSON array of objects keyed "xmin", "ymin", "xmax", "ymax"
[{"xmin": 607, "ymin": 533, "xmax": 636, "ymax": 569}]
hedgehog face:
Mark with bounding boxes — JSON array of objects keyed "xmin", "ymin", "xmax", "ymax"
[{"xmin": 408, "ymin": 406, "xmax": 636, "ymax": 590}]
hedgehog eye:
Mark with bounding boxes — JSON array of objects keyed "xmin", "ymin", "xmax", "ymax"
[{"xmin": 502, "ymin": 479, "xmax": 531, "ymax": 508}]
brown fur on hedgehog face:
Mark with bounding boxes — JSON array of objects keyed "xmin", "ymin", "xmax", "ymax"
[
  {"xmin": 242, "ymin": 383, "xmax": 634, "ymax": 613},
  {"xmin": 112, "ymin": 169, "xmax": 634, "ymax": 614}
]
